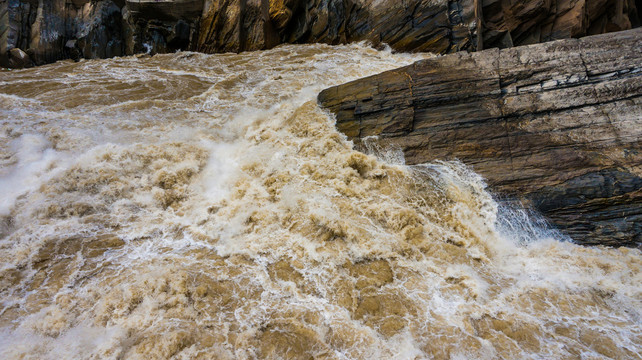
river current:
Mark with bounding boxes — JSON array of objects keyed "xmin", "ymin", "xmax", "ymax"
[{"xmin": 0, "ymin": 43, "xmax": 640, "ymax": 359}]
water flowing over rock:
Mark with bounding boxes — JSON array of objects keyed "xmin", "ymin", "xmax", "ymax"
[
  {"xmin": 1, "ymin": 41, "xmax": 641, "ymax": 359},
  {"xmin": 318, "ymin": 29, "xmax": 642, "ymax": 247},
  {"xmin": 1, "ymin": 0, "xmax": 639, "ymax": 67}
]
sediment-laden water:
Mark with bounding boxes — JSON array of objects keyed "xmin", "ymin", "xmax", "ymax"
[{"xmin": 0, "ymin": 44, "xmax": 640, "ymax": 359}]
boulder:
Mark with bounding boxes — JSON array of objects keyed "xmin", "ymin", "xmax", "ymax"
[
  {"xmin": 65, "ymin": 40, "xmax": 81, "ymax": 62},
  {"xmin": 7, "ymin": 47, "xmax": 31, "ymax": 68},
  {"xmin": 318, "ymin": 29, "xmax": 642, "ymax": 247}
]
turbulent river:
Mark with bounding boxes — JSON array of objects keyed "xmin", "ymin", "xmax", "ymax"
[{"xmin": 0, "ymin": 44, "xmax": 640, "ymax": 359}]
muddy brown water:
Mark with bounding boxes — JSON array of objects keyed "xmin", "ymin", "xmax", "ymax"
[{"xmin": 0, "ymin": 44, "xmax": 640, "ymax": 359}]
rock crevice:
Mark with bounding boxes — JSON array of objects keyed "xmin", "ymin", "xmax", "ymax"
[{"xmin": 1, "ymin": 0, "xmax": 639, "ymax": 67}]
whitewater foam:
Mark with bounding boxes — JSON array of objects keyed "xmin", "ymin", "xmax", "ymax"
[{"xmin": 0, "ymin": 43, "xmax": 640, "ymax": 359}]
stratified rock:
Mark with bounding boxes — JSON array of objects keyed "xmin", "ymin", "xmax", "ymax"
[
  {"xmin": 198, "ymin": 0, "xmax": 479, "ymax": 54},
  {"xmin": 0, "ymin": 0, "xmax": 639, "ymax": 66},
  {"xmin": 197, "ymin": 0, "xmax": 639, "ymax": 54},
  {"xmin": 482, "ymin": 0, "xmax": 640, "ymax": 49},
  {"xmin": 318, "ymin": 29, "xmax": 642, "ymax": 247},
  {"xmin": 198, "ymin": 0, "xmax": 244, "ymax": 53}
]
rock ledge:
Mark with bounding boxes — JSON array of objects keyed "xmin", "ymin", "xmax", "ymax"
[{"xmin": 319, "ymin": 29, "xmax": 642, "ymax": 247}]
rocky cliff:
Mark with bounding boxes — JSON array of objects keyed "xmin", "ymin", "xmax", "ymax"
[
  {"xmin": 1, "ymin": 0, "xmax": 639, "ymax": 67},
  {"xmin": 0, "ymin": 0, "xmax": 124, "ymax": 66},
  {"xmin": 318, "ymin": 29, "xmax": 642, "ymax": 247},
  {"xmin": 482, "ymin": 0, "xmax": 640, "ymax": 49},
  {"xmin": 197, "ymin": 0, "xmax": 478, "ymax": 53}
]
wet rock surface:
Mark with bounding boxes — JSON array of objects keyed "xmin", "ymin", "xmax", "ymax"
[{"xmin": 318, "ymin": 29, "xmax": 642, "ymax": 247}]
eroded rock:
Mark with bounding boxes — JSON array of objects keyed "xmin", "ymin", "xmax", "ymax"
[
  {"xmin": 318, "ymin": 29, "xmax": 642, "ymax": 247},
  {"xmin": 481, "ymin": 0, "xmax": 641, "ymax": 49},
  {"xmin": 1, "ymin": 0, "xmax": 123, "ymax": 66},
  {"xmin": 0, "ymin": 0, "xmax": 639, "ymax": 67},
  {"xmin": 123, "ymin": 0, "xmax": 202, "ymax": 55},
  {"xmin": 197, "ymin": 0, "xmax": 479, "ymax": 54}
]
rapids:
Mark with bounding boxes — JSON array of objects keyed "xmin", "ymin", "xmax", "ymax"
[{"xmin": 0, "ymin": 43, "xmax": 640, "ymax": 359}]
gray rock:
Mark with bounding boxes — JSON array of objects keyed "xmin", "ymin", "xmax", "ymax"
[
  {"xmin": 122, "ymin": 0, "xmax": 202, "ymax": 55},
  {"xmin": 318, "ymin": 29, "xmax": 642, "ymax": 247},
  {"xmin": 0, "ymin": 0, "xmax": 639, "ymax": 66},
  {"xmin": 482, "ymin": 0, "xmax": 640, "ymax": 49},
  {"xmin": 0, "ymin": 0, "xmax": 123, "ymax": 65},
  {"xmin": 8, "ymin": 47, "xmax": 31, "ymax": 68}
]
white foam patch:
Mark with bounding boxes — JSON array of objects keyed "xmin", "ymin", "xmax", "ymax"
[{"xmin": 0, "ymin": 134, "xmax": 69, "ymax": 216}]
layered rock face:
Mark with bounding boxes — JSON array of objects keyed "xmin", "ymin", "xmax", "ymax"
[
  {"xmin": 197, "ymin": 0, "xmax": 642, "ymax": 53},
  {"xmin": 482, "ymin": 0, "xmax": 641, "ymax": 49},
  {"xmin": 198, "ymin": 0, "xmax": 478, "ymax": 53},
  {"xmin": 1, "ymin": 0, "xmax": 639, "ymax": 67},
  {"xmin": 318, "ymin": 29, "xmax": 642, "ymax": 247}
]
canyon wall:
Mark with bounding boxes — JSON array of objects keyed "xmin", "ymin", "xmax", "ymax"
[
  {"xmin": 318, "ymin": 29, "xmax": 642, "ymax": 247},
  {"xmin": 482, "ymin": 0, "xmax": 640, "ymax": 49},
  {"xmin": 1, "ymin": 0, "xmax": 639, "ymax": 67},
  {"xmin": 197, "ymin": 0, "xmax": 478, "ymax": 53},
  {"xmin": 0, "ymin": 0, "xmax": 124, "ymax": 66}
]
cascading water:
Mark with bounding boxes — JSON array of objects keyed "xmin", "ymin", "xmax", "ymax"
[{"xmin": 0, "ymin": 43, "xmax": 640, "ymax": 359}]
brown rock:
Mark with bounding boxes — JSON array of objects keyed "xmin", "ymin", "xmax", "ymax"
[
  {"xmin": 198, "ymin": 0, "xmax": 479, "ymax": 55},
  {"xmin": 1, "ymin": 0, "xmax": 639, "ymax": 66},
  {"xmin": 8, "ymin": 47, "xmax": 31, "ymax": 68},
  {"xmin": 481, "ymin": 0, "xmax": 640, "ymax": 49},
  {"xmin": 318, "ymin": 29, "xmax": 642, "ymax": 247},
  {"xmin": 268, "ymin": 0, "xmax": 297, "ymax": 29},
  {"xmin": 198, "ymin": 0, "xmax": 243, "ymax": 53}
]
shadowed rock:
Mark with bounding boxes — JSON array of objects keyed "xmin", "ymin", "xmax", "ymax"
[
  {"xmin": 318, "ymin": 29, "xmax": 642, "ymax": 247},
  {"xmin": 482, "ymin": 0, "xmax": 641, "ymax": 49},
  {"xmin": 7, "ymin": 46, "xmax": 30, "ymax": 67},
  {"xmin": 197, "ymin": 0, "xmax": 478, "ymax": 53},
  {"xmin": 0, "ymin": 0, "xmax": 123, "ymax": 66},
  {"xmin": 122, "ymin": 0, "xmax": 202, "ymax": 55},
  {"xmin": 1, "ymin": 0, "xmax": 639, "ymax": 67}
]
